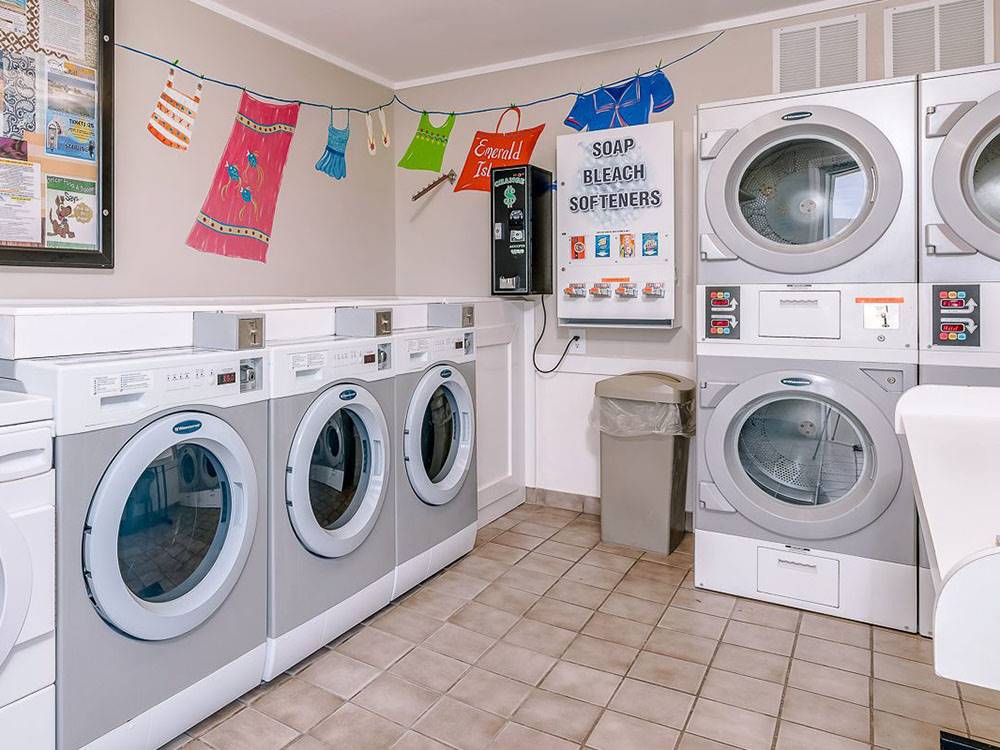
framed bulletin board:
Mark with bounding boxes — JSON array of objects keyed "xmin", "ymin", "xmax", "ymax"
[{"xmin": 0, "ymin": 0, "xmax": 113, "ymax": 268}]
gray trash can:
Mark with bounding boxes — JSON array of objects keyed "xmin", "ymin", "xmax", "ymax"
[{"xmin": 595, "ymin": 372, "xmax": 696, "ymax": 555}]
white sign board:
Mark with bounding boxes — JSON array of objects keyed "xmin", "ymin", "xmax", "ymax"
[{"xmin": 556, "ymin": 120, "xmax": 676, "ymax": 327}]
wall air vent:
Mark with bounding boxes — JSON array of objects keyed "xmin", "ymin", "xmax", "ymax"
[
  {"xmin": 773, "ymin": 15, "xmax": 866, "ymax": 94},
  {"xmin": 886, "ymin": 0, "xmax": 992, "ymax": 77}
]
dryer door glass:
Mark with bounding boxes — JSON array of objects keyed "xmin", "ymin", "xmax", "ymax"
[
  {"xmin": 84, "ymin": 412, "xmax": 258, "ymax": 641},
  {"xmin": 739, "ymin": 139, "xmax": 866, "ymax": 249},
  {"xmin": 971, "ymin": 130, "xmax": 1000, "ymax": 227},
  {"xmin": 703, "ymin": 105, "xmax": 904, "ymax": 275},
  {"xmin": 421, "ymin": 386, "xmax": 460, "ymax": 483},
  {"xmin": 737, "ymin": 397, "xmax": 866, "ymax": 506},
  {"xmin": 308, "ymin": 409, "xmax": 371, "ymax": 530},
  {"xmin": 118, "ymin": 444, "xmax": 231, "ymax": 602}
]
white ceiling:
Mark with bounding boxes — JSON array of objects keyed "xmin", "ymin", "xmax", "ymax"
[{"xmin": 192, "ymin": 0, "xmax": 870, "ymax": 88}]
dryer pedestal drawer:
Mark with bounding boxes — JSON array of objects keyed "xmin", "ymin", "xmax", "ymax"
[
  {"xmin": 694, "ymin": 529, "xmax": 917, "ymax": 631},
  {"xmin": 757, "ymin": 546, "xmax": 840, "ymax": 607}
]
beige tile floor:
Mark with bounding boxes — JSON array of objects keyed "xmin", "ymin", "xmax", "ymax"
[{"xmin": 162, "ymin": 503, "xmax": 1000, "ymax": 750}]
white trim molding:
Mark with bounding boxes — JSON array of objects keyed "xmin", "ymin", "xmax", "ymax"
[
  {"xmin": 188, "ymin": 0, "xmax": 876, "ymax": 91},
  {"xmin": 186, "ymin": 0, "xmax": 396, "ymax": 89}
]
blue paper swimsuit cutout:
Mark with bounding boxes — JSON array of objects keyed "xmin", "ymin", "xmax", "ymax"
[
  {"xmin": 564, "ymin": 70, "xmax": 675, "ymax": 131},
  {"xmin": 316, "ymin": 113, "xmax": 349, "ymax": 180}
]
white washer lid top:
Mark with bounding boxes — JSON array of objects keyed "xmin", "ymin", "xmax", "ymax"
[{"xmin": 0, "ymin": 391, "xmax": 52, "ymax": 426}]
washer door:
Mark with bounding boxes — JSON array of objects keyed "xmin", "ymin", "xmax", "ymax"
[
  {"xmin": 704, "ymin": 371, "xmax": 902, "ymax": 540},
  {"xmin": 933, "ymin": 91, "xmax": 1000, "ymax": 258},
  {"xmin": 404, "ymin": 366, "xmax": 475, "ymax": 507},
  {"xmin": 0, "ymin": 507, "xmax": 31, "ymax": 668},
  {"xmin": 83, "ymin": 412, "xmax": 258, "ymax": 641},
  {"xmin": 286, "ymin": 384, "xmax": 389, "ymax": 558},
  {"xmin": 704, "ymin": 105, "xmax": 903, "ymax": 273}
]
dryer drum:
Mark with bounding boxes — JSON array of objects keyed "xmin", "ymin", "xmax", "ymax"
[
  {"xmin": 738, "ymin": 138, "xmax": 865, "ymax": 246},
  {"xmin": 736, "ymin": 397, "xmax": 865, "ymax": 506}
]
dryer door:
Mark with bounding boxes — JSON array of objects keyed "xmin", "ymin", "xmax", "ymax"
[
  {"xmin": 83, "ymin": 412, "xmax": 258, "ymax": 641},
  {"xmin": 704, "ymin": 371, "xmax": 902, "ymax": 540},
  {"xmin": 404, "ymin": 366, "xmax": 475, "ymax": 507},
  {"xmin": 286, "ymin": 384, "xmax": 389, "ymax": 558},
  {"xmin": 703, "ymin": 105, "xmax": 902, "ymax": 274},
  {"xmin": 931, "ymin": 91, "xmax": 1000, "ymax": 259},
  {"xmin": 0, "ymin": 506, "xmax": 31, "ymax": 670}
]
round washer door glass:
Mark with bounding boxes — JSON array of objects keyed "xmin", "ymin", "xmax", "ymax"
[
  {"xmin": 737, "ymin": 396, "xmax": 866, "ymax": 506},
  {"xmin": 0, "ymin": 508, "xmax": 31, "ymax": 669},
  {"xmin": 405, "ymin": 366, "xmax": 475, "ymax": 506},
  {"xmin": 738, "ymin": 138, "xmax": 867, "ymax": 249},
  {"xmin": 971, "ymin": 131, "xmax": 1000, "ymax": 227},
  {"xmin": 84, "ymin": 412, "xmax": 258, "ymax": 641},
  {"xmin": 286, "ymin": 384, "xmax": 389, "ymax": 558},
  {"xmin": 117, "ymin": 443, "xmax": 230, "ymax": 602}
]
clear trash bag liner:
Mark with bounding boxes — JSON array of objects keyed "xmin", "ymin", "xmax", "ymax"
[{"xmin": 598, "ymin": 397, "xmax": 695, "ymax": 438}]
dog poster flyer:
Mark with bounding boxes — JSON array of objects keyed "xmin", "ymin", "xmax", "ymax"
[
  {"xmin": 0, "ymin": 156, "xmax": 40, "ymax": 244},
  {"xmin": 44, "ymin": 173, "xmax": 95, "ymax": 249},
  {"xmin": 44, "ymin": 57, "xmax": 96, "ymax": 161}
]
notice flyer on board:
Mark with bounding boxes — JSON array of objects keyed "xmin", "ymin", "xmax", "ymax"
[
  {"xmin": 0, "ymin": 155, "xmax": 41, "ymax": 245},
  {"xmin": 45, "ymin": 57, "xmax": 97, "ymax": 161},
  {"xmin": 44, "ymin": 173, "xmax": 96, "ymax": 249},
  {"xmin": 0, "ymin": 0, "xmax": 28, "ymax": 36},
  {"xmin": 39, "ymin": 0, "xmax": 85, "ymax": 59}
]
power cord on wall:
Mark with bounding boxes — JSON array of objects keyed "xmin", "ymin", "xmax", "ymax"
[{"xmin": 532, "ymin": 295, "xmax": 580, "ymax": 374}]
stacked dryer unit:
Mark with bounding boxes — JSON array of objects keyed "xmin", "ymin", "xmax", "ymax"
[
  {"xmin": 263, "ymin": 330, "xmax": 396, "ymax": 680},
  {"xmin": 0, "ymin": 348, "xmax": 268, "ymax": 750},
  {"xmin": 0, "ymin": 392, "xmax": 55, "ymax": 749},
  {"xmin": 694, "ymin": 77, "xmax": 920, "ymax": 630},
  {"xmin": 917, "ymin": 62, "xmax": 1000, "ymax": 635},
  {"xmin": 387, "ymin": 305, "xmax": 478, "ymax": 598}
]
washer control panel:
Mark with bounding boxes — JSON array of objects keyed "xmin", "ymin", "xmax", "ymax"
[
  {"xmin": 933, "ymin": 284, "xmax": 980, "ymax": 347},
  {"xmin": 704, "ymin": 286, "xmax": 740, "ymax": 339}
]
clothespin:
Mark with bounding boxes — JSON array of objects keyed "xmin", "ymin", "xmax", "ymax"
[{"xmin": 657, "ymin": 58, "xmax": 664, "ymax": 69}]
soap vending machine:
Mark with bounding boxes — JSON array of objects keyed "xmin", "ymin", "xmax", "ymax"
[{"xmin": 556, "ymin": 121, "xmax": 677, "ymax": 328}]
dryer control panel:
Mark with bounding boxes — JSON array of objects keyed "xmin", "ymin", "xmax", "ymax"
[
  {"xmin": 697, "ymin": 284, "xmax": 917, "ymax": 354},
  {"xmin": 704, "ymin": 287, "xmax": 741, "ymax": 339},
  {"xmin": 932, "ymin": 284, "xmax": 980, "ymax": 347}
]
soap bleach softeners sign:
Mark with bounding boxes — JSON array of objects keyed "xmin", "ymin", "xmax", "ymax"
[{"xmin": 556, "ymin": 120, "xmax": 676, "ymax": 327}]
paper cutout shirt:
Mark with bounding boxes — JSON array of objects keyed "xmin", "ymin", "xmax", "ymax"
[{"xmin": 564, "ymin": 71, "xmax": 675, "ymax": 131}]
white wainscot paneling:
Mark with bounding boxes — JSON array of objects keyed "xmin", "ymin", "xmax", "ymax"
[
  {"xmin": 475, "ymin": 318, "xmax": 526, "ymax": 524},
  {"xmin": 534, "ymin": 356, "xmax": 696, "ymax": 500}
]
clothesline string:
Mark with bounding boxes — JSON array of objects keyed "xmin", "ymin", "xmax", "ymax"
[{"xmin": 114, "ymin": 30, "xmax": 725, "ymax": 117}]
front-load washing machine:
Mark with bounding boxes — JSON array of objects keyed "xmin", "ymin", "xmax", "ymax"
[
  {"xmin": 0, "ymin": 348, "xmax": 267, "ymax": 750},
  {"xmin": 0, "ymin": 392, "xmax": 55, "ymax": 749},
  {"xmin": 698, "ymin": 77, "xmax": 916, "ymax": 284},
  {"xmin": 392, "ymin": 327, "xmax": 477, "ymax": 599},
  {"xmin": 695, "ymin": 283, "xmax": 918, "ymax": 631},
  {"xmin": 263, "ymin": 335, "xmax": 396, "ymax": 681}
]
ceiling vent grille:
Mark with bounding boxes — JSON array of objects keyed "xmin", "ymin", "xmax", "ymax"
[
  {"xmin": 773, "ymin": 15, "xmax": 866, "ymax": 94},
  {"xmin": 886, "ymin": 0, "xmax": 993, "ymax": 77}
]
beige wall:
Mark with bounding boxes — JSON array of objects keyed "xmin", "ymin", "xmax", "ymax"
[
  {"xmin": 392, "ymin": 0, "xmax": 997, "ymax": 363},
  {"xmin": 0, "ymin": 0, "xmax": 396, "ymax": 299}
]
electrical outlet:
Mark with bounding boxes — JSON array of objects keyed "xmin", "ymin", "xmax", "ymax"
[{"xmin": 568, "ymin": 329, "xmax": 586, "ymax": 354}]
